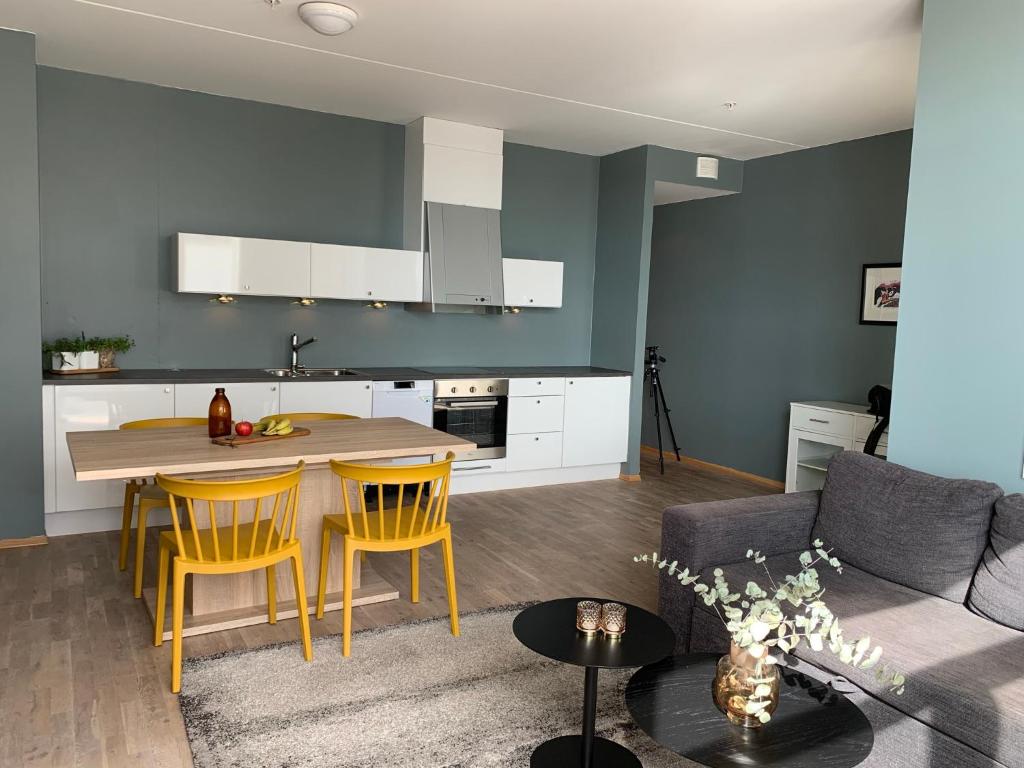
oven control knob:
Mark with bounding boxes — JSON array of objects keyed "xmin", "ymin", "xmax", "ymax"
[
  {"xmin": 487, "ymin": 386, "xmax": 494, "ymax": 393},
  {"xmin": 451, "ymin": 386, "xmax": 457, "ymax": 394},
  {"xmin": 469, "ymin": 386, "xmax": 476, "ymax": 393}
]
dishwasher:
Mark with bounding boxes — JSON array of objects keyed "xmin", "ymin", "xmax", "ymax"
[{"xmin": 370, "ymin": 380, "xmax": 434, "ymax": 466}]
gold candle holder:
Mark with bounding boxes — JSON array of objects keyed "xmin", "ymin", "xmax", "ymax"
[
  {"xmin": 576, "ymin": 600, "xmax": 602, "ymax": 635},
  {"xmin": 600, "ymin": 602, "xmax": 627, "ymax": 638}
]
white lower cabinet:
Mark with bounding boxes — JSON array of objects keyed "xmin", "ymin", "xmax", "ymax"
[
  {"xmin": 506, "ymin": 432, "xmax": 564, "ymax": 472},
  {"xmin": 278, "ymin": 381, "xmax": 372, "ymax": 417},
  {"xmin": 42, "ymin": 386, "xmax": 56, "ymax": 515},
  {"xmin": 561, "ymin": 376, "xmax": 631, "ymax": 467},
  {"xmin": 54, "ymin": 384, "xmax": 174, "ymax": 512},
  {"xmin": 174, "ymin": 382, "xmax": 280, "ymax": 422}
]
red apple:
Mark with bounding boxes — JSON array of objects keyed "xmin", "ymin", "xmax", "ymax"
[{"xmin": 235, "ymin": 421, "xmax": 254, "ymax": 437}]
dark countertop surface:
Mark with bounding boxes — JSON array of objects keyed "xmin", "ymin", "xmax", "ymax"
[{"xmin": 42, "ymin": 366, "xmax": 631, "ymax": 385}]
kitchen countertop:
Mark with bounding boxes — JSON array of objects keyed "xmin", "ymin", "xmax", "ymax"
[{"xmin": 42, "ymin": 366, "xmax": 631, "ymax": 385}]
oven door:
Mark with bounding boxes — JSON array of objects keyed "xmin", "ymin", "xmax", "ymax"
[{"xmin": 433, "ymin": 397, "xmax": 507, "ymax": 460}]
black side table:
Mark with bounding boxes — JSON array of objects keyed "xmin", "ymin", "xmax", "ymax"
[
  {"xmin": 513, "ymin": 598, "xmax": 675, "ymax": 768},
  {"xmin": 625, "ymin": 654, "xmax": 874, "ymax": 768}
]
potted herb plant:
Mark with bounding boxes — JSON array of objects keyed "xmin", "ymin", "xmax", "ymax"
[
  {"xmin": 636, "ymin": 541, "xmax": 905, "ymax": 727},
  {"xmin": 43, "ymin": 334, "xmax": 95, "ymax": 371},
  {"xmin": 90, "ymin": 335, "xmax": 134, "ymax": 369}
]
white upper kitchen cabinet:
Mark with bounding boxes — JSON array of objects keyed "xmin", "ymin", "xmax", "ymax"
[
  {"xmin": 174, "ymin": 382, "xmax": 280, "ymax": 423},
  {"xmin": 54, "ymin": 384, "xmax": 174, "ymax": 512},
  {"xmin": 561, "ymin": 376, "xmax": 631, "ymax": 467},
  {"xmin": 309, "ymin": 243, "xmax": 423, "ymax": 303},
  {"xmin": 278, "ymin": 381, "xmax": 372, "ymax": 418},
  {"xmin": 502, "ymin": 258, "xmax": 564, "ymax": 308},
  {"xmin": 176, "ymin": 233, "xmax": 311, "ymax": 298}
]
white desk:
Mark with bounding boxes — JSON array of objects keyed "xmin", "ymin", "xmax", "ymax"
[{"xmin": 786, "ymin": 401, "xmax": 888, "ymax": 493}]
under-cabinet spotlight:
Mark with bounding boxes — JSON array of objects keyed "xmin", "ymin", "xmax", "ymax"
[
  {"xmin": 505, "ymin": 306, "xmax": 522, "ymax": 314},
  {"xmin": 210, "ymin": 294, "xmax": 237, "ymax": 304},
  {"xmin": 293, "ymin": 297, "xmax": 317, "ymax": 307},
  {"xmin": 366, "ymin": 300, "xmax": 388, "ymax": 310}
]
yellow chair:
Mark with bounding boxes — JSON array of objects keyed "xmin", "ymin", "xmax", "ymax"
[
  {"xmin": 118, "ymin": 417, "xmax": 207, "ymax": 598},
  {"xmin": 316, "ymin": 453, "xmax": 459, "ymax": 656},
  {"xmin": 153, "ymin": 462, "xmax": 313, "ymax": 693},
  {"xmin": 267, "ymin": 412, "xmax": 359, "ymax": 421}
]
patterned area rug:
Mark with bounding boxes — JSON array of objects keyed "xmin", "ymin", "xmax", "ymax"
[{"xmin": 179, "ymin": 605, "xmax": 694, "ymax": 767}]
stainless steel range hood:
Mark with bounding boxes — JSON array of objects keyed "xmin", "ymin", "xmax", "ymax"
[
  {"xmin": 404, "ymin": 117, "xmax": 505, "ymax": 314},
  {"xmin": 407, "ymin": 202, "xmax": 503, "ymax": 313}
]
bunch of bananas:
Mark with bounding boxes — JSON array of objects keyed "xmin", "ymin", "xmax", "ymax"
[{"xmin": 253, "ymin": 416, "xmax": 294, "ymax": 437}]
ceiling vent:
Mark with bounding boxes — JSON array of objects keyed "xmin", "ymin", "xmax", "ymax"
[
  {"xmin": 696, "ymin": 156, "xmax": 720, "ymax": 180},
  {"xmin": 298, "ymin": 2, "xmax": 359, "ymax": 36}
]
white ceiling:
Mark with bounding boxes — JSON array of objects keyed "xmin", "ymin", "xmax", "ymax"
[
  {"xmin": 653, "ymin": 181, "xmax": 737, "ymax": 206},
  {"xmin": 1, "ymin": 0, "xmax": 922, "ymax": 159}
]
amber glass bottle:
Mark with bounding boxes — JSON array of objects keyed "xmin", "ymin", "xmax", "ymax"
[{"xmin": 208, "ymin": 388, "xmax": 232, "ymax": 438}]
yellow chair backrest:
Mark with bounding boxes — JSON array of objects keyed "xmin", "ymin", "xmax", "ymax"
[
  {"xmin": 120, "ymin": 417, "xmax": 207, "ymax": 430},
  {"xmin": 269, "ymin": 412, "xmax": 359, "ymax": 422},
  {"xmin": 155, "ymin": 462, "xmax": 305, "ymax": 564},
  {"xmin": 329, "ymin": 453, "xmax": 455, "ymax": 542}
]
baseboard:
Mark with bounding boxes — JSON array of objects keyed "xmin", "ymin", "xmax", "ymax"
[
  {"xmin": 0, "ymin": 534, "xmax": 48, "ymax": 550},
  {"xmin": 449, "ymin": 464, "xmax": 621, "ymax": 495},
  {"xmin": 639, "ymin": 445, "xmax": 784, "ymax": 490},
  {"xmin": 619, "ymin": 473, "xmax": 642, "ymax": 482}
]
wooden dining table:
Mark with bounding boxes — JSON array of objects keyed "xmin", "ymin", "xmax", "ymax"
[{"xmin": 66, "ymin": 417, "xmax": 475, "ymax": 639}]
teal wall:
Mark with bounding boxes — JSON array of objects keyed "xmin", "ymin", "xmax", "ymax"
[
  {"xmin": 0, "ymin": 31, "xmax": 44, "ymax": 539},
  {"xmin": 36, "ymin": 68, "xmax": 600, "ymax": 369},
  {"xmin": 645, "ymin": 132, "xmax": 911, "ymax": 481},
  {"xmin": 590, "ymin": 146, "xmax": 743, "ymax": 474},
  {"xmin": 888, "ymin": 1, "xmax": 1024, "ymax": 491}
]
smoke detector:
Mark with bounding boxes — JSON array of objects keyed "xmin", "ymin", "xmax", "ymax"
[{"xmin": 298, "ymin": 2, "xmax": 358, "ymax": 35}]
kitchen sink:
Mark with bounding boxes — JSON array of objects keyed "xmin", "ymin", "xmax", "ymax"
[{"xmin": 263, "ymin": 368, "xmax": 364, "ymax": 378}]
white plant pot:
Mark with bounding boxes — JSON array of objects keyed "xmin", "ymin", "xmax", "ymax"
[
  {"xmin": 52, "ymin": 352, "xmax": 81, "ymax": 370},
  {"xmin": 79, "ymin": 350, "xmax": 100, "ymax": 369}
]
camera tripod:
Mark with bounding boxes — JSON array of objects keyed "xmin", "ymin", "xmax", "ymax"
[{"xmin": 644, "ymin": 345, "xmax": 680, "ymax": 474}]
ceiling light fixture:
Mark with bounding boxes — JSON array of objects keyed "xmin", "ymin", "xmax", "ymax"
[
  {"xmin": 293, "ymin": 297, "xmax": 317, "ymax": 307},
  {"xmin": 722, "ymin": 101, "xmax": 738, "ymax": 110},
  {"xmin": 505, "ymin": 306, "xmax": 522, "ymax": 314},
  {"xmin": 298, "ymin": 2, "xmax": 359, "ymax": 36},
  {"xmin": 210, "ymin": 294, "xmax": 237, "ymax": 304},
  {"xmin": 367, "ymin": 300, "xmax": 388, "ymax": 310}
]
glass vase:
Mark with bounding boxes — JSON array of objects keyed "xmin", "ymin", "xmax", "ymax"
[{"xmin": 712, "ymin": 641, "xmax": 780, "ymax": 728}]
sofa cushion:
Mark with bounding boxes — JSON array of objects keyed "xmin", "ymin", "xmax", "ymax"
[
  {"xmin": 691, "ymin": 553, "xmax": 1024, "ymax": 768},
  {"xmin": 813, "ymin": 451, "xmax": 1002, "ymax": 602},
  {"xmin": 969, "ymin": 493, "xmax": 1024, "ymax": 630}
]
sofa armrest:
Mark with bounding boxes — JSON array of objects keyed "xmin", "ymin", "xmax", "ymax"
[{"xmin": 658, "ymin": 490, "xmax": 820, "ymax": 651}]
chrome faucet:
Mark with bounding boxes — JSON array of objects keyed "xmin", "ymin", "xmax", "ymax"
[{"xmin": 289, "ymin": 332, "xmax": 318, "ymax": 375}]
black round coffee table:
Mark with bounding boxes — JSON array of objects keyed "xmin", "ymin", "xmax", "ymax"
[
  {"xmin": 625, "ymin": 654, "xmax": 873, "ymax": 767},
  {"xmin": 513, "ymin": 598, "xmax": 675, "ymax": 767}
]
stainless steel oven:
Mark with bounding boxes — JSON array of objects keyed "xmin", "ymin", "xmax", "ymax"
[{"xmin": 433, "ymin": 378, "xmax": 508, "ymax": 460}]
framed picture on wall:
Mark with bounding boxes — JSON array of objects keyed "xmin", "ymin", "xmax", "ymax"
[{"xmin": 860, "ymin": 263, "xmax": 902, "ymax": 325}]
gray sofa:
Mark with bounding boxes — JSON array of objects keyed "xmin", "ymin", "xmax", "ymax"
[{"xmin": 659, "ymin": 451, "xmax": 1024, "ymax": 768}]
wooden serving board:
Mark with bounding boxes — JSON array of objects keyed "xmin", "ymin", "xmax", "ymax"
[
  {"xmin": 211, "ymin": 427, "xmax": 311, "ymax": 448},
  {"xmin": 49, "ymin": 367, "xmax": 121, "ymax": 375}
]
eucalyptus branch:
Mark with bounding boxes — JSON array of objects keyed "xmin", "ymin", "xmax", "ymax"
[{"xmin": 634, "ymin": 540, "xmax": 906, "ymax": 725}]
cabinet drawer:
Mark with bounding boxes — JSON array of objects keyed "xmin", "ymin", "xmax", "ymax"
[
  {"xmin": 506, "ymin": 432, "xmax": 564, "ymax": 472},
  {"xmin": 450, "ymin": 457, "xmax": 506, "ymax": 475},
  {"xmin": 508, "ymin": 377, "xmax": 565, "ymax": 397},
  {"xmin": 507, "ymin": 395, "xmax": 564, "ymax": 434},
  {"xmin": 791, "ymin": 406, "xmax": 854, "ymax": 438},
  {"xmin": 854, "ymin": 414, "xmax": 889, "ymax": 445},
  {"xmin": 854, "ymin": 440, "xmax": 888, "ymax": 458}
]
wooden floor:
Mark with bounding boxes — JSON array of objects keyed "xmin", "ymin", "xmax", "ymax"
[{"xmin": 0, "ymin": 455, "xmax": 777, "ymax": 767}]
